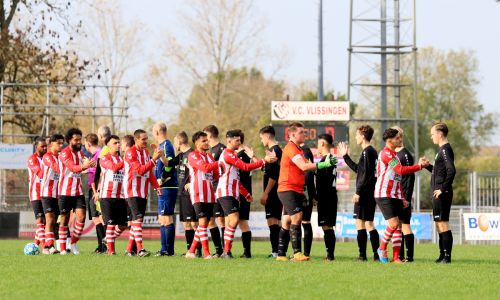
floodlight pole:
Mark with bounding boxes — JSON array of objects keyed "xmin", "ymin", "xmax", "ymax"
[{"xmin": 318, "ymin": 0, "xmax": 325, "ymax": 101}]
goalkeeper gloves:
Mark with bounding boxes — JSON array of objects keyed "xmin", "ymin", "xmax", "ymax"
[{"xmin": 316, "ymin": 154, "xmax": 337, "ymax": 170}]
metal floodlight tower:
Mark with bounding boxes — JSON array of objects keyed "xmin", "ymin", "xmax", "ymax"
[{"xmin": 347, "ymin": 0, "xmax": 420, "ymax": 210}]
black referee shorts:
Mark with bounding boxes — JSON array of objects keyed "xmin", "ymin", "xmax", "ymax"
[
  {"xmin": 278, "ymin": 191, "xmax": 304, "ymax": 216},
  {"xmin": 265, "ymin": 193, "xmax": 283, "ymax": 220},
  {"xmin": 317, "ymin": 193, "xmax": 338, "ymax": 227},
  {"xmin": 87, "ymin": 189, "xmax": 101, "ymax": 220},
  {"xmin": 376, "ymin": 197, "xmax": 404, "ymax": 221},
  {"xmin": 400, "ymin": 203, "xmax": 412, "ymax": 225},
  {"xmin": 353, "ymin": 194, "xmax": 376, "ymax": 222},
  {"xmin": 179, "ymin": 192, "xmax": 197, "ymax": 222},
  {"xmin": 432, "ymin": 191, "xmax": 452, "ymax": 222},
  {"xmin": 239, "ymin": 195, "xmax": 251, "ymax": 221}
]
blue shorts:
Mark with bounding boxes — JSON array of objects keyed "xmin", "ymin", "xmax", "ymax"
[{"xmin": 158, "ymin": 188, "xmax": 178, "ymax": 216}]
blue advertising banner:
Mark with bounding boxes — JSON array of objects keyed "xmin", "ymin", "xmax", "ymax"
[{"xmin": 335, "ymin": 212, "xmax": 432, "ymax": 240}]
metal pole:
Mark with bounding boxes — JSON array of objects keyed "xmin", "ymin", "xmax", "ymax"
[
  {"xmin": 92, "ymin": 86, "xmax": 96, "ymax": 133},
  {"xmin": 412, "ymin": 0, "xmax": 420, "ymax": 211},
  {"xmin": 380, "ymin": 0, "xmax": 388, "ymax": 148},
  {"xmin": 347, "ymin": 0, "xmax": 354, "ymax": 102},
  {"xmin": 394, "ymin": 0, "xmax": 401, "ymax": 125},
  {"xmin": 318, "ymin": 0, "xmax": 324, "ymax": 101},
  {"xmin": 45, "ymin": 81, "xmax": 50, "ymax": 136},
  {"xmin": 125, "ymin": 86, "xmax": 129, "ymax": 133},
  {"xmin": 0, "ymin": 82, "xmax": 4, "ymax": 142}
]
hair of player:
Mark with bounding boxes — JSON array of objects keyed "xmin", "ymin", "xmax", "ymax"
[
  {"xmin": 203, "ymin": 125, "xmax": 219, "ymax": 138},
  {"xmin": 175, "ymin": 131, "xmax": 189, "ymax": 145},
  {"xmin": 49, "ymin": 134, "xmax": 64, "ymax": 143},
  {"xmin": 33, "ymin": 136, "xmax": 45, "ymax": 145},
  {"xmin": 85, "ymin": 133, "xmax": 99, "ymax": 146},
  {"xmin": 192, "ymin": 131, "xmax": 207, "ymax": 144},
  {"xmin": 318, "ymin": 133, "xmax": 333, "ymax": 146},
  {"xmin": 65, "ymin": 128, "xmax": 82, "ymax": 143},
  {"xmin": 133, "ymin": 129, "xmax": 146, "ymax": 139},
  {"xmin": 391, "ymin": 126, "xmax": 404, "ymax": 136},
  {"xmin": 288, "ymin": 122, "xmax": 304, "ymax": 133},
  {"xmin": 383, "ymin": 128, "xmax": 400, "ymax": 141},
  {"xmin": 259, "ymin": 125, "xmax": 275, "ymax": 137},
  {"xmin": 433, "ymin": 122, "xmax": 448, "ymax": 137},
  {"xmin": 357, "ymin": 125, "xmax": 374, "ymax": 142},
  {"xmin": 121, "ymin": 135, "xmax": 135, "ymax": 147},
  {"xmin": 226, "ymin": 129, "xmax": 242, "ymax": 140},
  {"xmin": 154, "ymin": 122, "xmax": 167, "ymax": 134},
  {"xmin": 105, "ymin": 134, "xmax": 120, "ymax": 145},
  {"xmin": 97, "ymin": 125, "xmax": 111, "ymax": 139}
]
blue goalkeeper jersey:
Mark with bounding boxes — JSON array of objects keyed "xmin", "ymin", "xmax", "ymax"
[{"xmin": 154, "ymin": 139, "xmax": 178, "ymax": 188}]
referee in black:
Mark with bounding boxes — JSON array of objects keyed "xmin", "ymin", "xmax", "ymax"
[{"xmin": 425, "ymin": 122, "xmax": 456, "ymax": 264}]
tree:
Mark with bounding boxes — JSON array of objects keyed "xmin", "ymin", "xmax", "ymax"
[{"xmin": 77, "ymin": 0, "xmax": 142, "ymax": 133}]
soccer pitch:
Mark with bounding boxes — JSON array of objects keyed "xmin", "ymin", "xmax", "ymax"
[{"xmin": 1, "ymin": 240, "xmax": 499, "ymax": 299}]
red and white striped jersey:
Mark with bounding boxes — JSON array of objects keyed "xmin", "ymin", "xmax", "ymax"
[
  {"xmin": 58, "ymin": 146, "xmax": 85, "ymax": 197},
  {"xmin": 41, "ymin": 152, "xmax": 60, "ymax": 198},
  {"xmin": 188, "ymin": 150, "xmax": 219, "ymax": 203},
  {"xmin": 216, "ymin": 148, "xmax": 264, "ymax": 199},
  {"xmin": 27, "ymin": 152, "xmax": 44, "ymax": 201},
  {"xmin": 99, "ymin": 153, "xmax": 125, "ymax": 199},
  {"xmin": 375, "ymin": 147, "xmax": 421, "ymax": 199},
  {"xmin": 124, "ymin": 145, "xmax": 159, "ymax": 199}
]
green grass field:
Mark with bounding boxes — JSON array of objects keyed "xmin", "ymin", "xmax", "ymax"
[{"xmin": 1, "ymin": 239, "xmax": 499, "ymax": 299}]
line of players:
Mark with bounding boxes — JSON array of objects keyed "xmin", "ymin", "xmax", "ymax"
[{"xmin": 27, "ymin": 121, "xmax": 455, "ymax": 263}]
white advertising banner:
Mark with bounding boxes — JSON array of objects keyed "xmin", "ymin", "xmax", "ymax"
[
  {"xmin": 271, "ymin": 101, "xmax": 350, "ymax": 121},
  {"xmin": 463, "ymin": 213, "xmax": 500, "ymax": 240},
  {"xmin": 0, "ymin": 144, "xmax": 33, "ymax": 170}
]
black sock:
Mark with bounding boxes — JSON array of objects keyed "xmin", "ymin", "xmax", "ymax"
[
  {"xmin": 357, "ymin": 229, "xmax": 367, "ymax": 258},
  {"xmin": 185, "ymin": 229, "xmax": 195, "ymax": 250},
  {"xmin": 277, "ymin": 228, "xmax": 290, "ymax": 257},
  {"xmin": 405, "ymin": 233, "xmax": 415, "ymax": 259},
  {"xmin": 210, "ymin": 227, "xmax": 223, "ymax": 255},
  {"xmin": 442, "ymin": 230, "xmax": 453, "ymax": 257},
  {"xmin": 270, "ymin": 225, "xmax": 280, "ymax": 253},
  {"xmin": 290, "ymin": 224, "xmax": 302, "ymax": 254},
  {"xmin": 302, "ymin": 223, "xmax": 313, "ymax": 256},
  {"xmin": 220, "ymin": 227, "xmax": 225, "ymax": 241},
  {"xmin": 323, "ymin": 229, "xmax": 336, "ymax": 259},
  {"xmin": 242, "ymin": 231, "xmax": 252, "ymax": 256},
  {"xmin": 399, "ymin": 234, "xmax": 406, "ymax": 260},
  {"xmin": 438, "ymin": 232, "xmax": 444, "ymax": 259},
  {"xmin": 96, "ymin": 223, "xmax": 105, "ymax": 249},
  {"xmin": 369, "ymin": 229, "xmax": 380, "ymax": 256}
]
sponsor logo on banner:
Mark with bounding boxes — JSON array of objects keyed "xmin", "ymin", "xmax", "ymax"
[
  {"xmin": 271, "ymin": 101, "xmax": 350, "ymax": 121},
  {"xmin": 463, "ymin": 213, "xmax": 500, "ymax": 240},
  {"xmin": 0, "ymin": 144, "xmax": 33, "ymax": 170}
]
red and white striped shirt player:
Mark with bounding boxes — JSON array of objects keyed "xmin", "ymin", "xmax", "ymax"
[
  {"xmin": 216, "ymin": 148, "xmax": 263, "ymax": 199},
  {"xmin": 124, "ymin": 145, "xmax": 160, "ymax": 199},
  {"xmin": 58, "ymin": 146, "xmax": 85, "ymax": 197},
  {"xmin": 41, "ymin": 151, "xmax": 61, "ymax": 198},
  {"xmin": 99, "ymin": 153, "xmax": 125, "ymax": 199},
  {"xmin": 188, "ymin": 150, "xmax": 220, "ymax": 204},
  {"xmin": 28, "ymin": 152, "xmax": 44, "ymax": 201},
  {"xmin": 375, "ymin": 147, "xmax": 421, "ymax": 199}
]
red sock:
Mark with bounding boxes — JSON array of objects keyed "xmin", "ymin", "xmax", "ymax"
[
  {"xmin": 392, "ymin": 229, "xmax": 402, "ymax": 261},
  {"xmin": 35, "ymin": 222, "xmax": 45, "ymax": 247},
  {"xmin": 114, "ymin": 225, "xmax": 124, "ymax": 238},
  {"xmin": 106, "ymin": 225, "xmax": 116, "ymax": 253},
  {"xmin": 45, "ymin": 232, "xmax": 55, "ymax": 247},
  {"xmin": 133, "ymin": 221, "xmax": 143, "ymax": 251},
  {"xmin": 189, "ymin": 230, "xmax": 201, "ymax": 254},
  {"xmin": 127, "ymin": 226, "xmax": 136, "ymax": 253},
  {"xmin": 380, "ymin": 226, "xmax": 396, "ymax": 251},
  {"xmin": 59, "ymin": 225, "xmax": 68, "ymax": 251},
  {"xmin": 223, "ymin": 225, "xmax": 236, "ymax": 253},
  {"xmin": 198, "ymin": 225, "xmax": 210, "ymax": 256},
  {"xmin": 71, "ymin": 221, "xmax": 85, "ymax": 244}
]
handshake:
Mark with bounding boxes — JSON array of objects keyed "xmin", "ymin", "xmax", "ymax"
[
  {"xmin": 316, "ymin": 154, "xmax": 337, "ymax": 170},
  {"xmin": 418, "ymin": 156, "xmax": 430, "ymax": 168}
]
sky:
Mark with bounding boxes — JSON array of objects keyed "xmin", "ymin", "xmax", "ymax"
[{"xmin": 119, "ymin": 0, "xmax": 500, "ymax": 139}]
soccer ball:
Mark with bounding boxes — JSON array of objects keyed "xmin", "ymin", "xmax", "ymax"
[{"xmin": 24, "ymin": 243, "xmax": 40, "ymax": 255}]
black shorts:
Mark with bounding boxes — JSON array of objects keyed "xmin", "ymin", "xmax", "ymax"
[
  {"xmin": 238, "ymin": 195, "xmax": 250, "ymax": 221},
  {"xmin": 31, "ymin": 200, "xmax": 45, "ymax": 219},
  {"xmin": 100, "ymin": 198, "xmax": 128, "ymax": 226},
  {"xmin": 278, "ymin": 191, "xmax": 304, "ymax": 216},
  {"xmin": 59, "ymin": 195, "xmax": 86, "ymax": 214},
  {"xmin": 87, "ymin": 189, "xmax": 101, "ymax": 220},
  {"xmin": 213, "ymin": 200, "xmax": 225, "ymax": 218},
  {"xmin": 217, "ymin": 196, "xmax": 239, "ymax": 217},
  {"xmin": 302, "ymin": 196, "xmax": 313, "ymax": 222},
  {"xmin": 353, "ymin": 194, "xmax": 376, "ymax": 221},
  {"xmin": 193, "ymin": 202, "xmax": 214, "ymax": 220},
  {"xmin": 432, "ymin": 191, "xmax": 452, "ymax": 222},
  {"xmin": 376, "ymin": 197, "xmax": 404, "ymax": 220},
  {"xmin": 265, "ymin": 193, "xmax": 283, "ymax": 220},
  {"xmin": 41, "ymin": 197, "xmax": 59, "ymax": 215},
  {"xmin": 317, "ymin": 193, "xmax": 338, "ymax": 227},
  {"xmin": 127, "ymin": 197, "xmax": 147, "ymax": 221},
  {"xmin": 400, "ymin": 203, "xmax": 412, "ymax": 224},
  {"xmin": 179, "ymin": 193, "xmax": 197, "ymax": 222}
]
